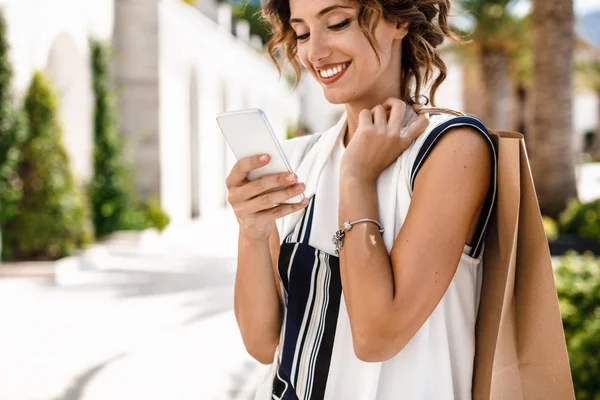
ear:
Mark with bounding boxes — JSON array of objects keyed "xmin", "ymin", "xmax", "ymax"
[{"xmin": 393, "ymin": 21, "xmax": 409, "ymax": 40}]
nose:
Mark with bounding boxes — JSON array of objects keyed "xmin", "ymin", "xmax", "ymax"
[{"xmin": 307, "ymin": 32, "xmax": 332, "ymax": 65}]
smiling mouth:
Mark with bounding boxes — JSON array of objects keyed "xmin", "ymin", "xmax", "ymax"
[{"xmin": 317, "ymin": 62, "xmax": 351, "ymax": 79}]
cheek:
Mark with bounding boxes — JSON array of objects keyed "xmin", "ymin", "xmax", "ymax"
[{"xmin": 297, "ymin": 47, "xmax": 309, "ymax": 70}]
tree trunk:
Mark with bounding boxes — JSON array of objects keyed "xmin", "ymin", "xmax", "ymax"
[
  {"xmin": 529, "ymin": 0, "xmax": 577, "ymax": 218},
  {"xmin": 480, "ymin": 49, "xmax": 516, "ymax": 131}
]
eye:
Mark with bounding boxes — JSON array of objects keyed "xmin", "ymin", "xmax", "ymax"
[
  {"xmin": 295, "ymin": 32, "xmax": 310, "ymax": 41},
  {"xmin": 328, "ymin": 18, "xmax": 351, "ymax": 31}
]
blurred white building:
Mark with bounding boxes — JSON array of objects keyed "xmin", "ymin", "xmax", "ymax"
[{"xmin": 0, "ymin": 0, "xmax": 300, "ymax": 225}]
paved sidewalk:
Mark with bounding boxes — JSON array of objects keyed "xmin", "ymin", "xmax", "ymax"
[{"xmin": 0, "ymin": 246, "xmax": 266, "ymax": 400}]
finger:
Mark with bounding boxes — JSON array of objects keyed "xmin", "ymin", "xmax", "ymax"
[
  {"xmin": 242, "ymin": 171, "xmax": 297, "ymax": 201},
  {"xmin": 372, "ymin": 105, "xmax": 387, "ymax": 132},
  {"xmin": 383, "ymin": 98, "xmax": 406, "ymax": 132},
  {"xmin": 402, "ymin": 111, "xmax": 430, "ymax": 141},
  {"xmin": 412, "ymin": 103, "xmax": 426, "ymax": 116},
  {"xmin": 358, "ymin": 109, "xmax": 374, "ymax": 130},
  {"xmin": 227, "ymin": 154, "xmax": 269, "ymax": 188},
  {"xmin": 241, "ymin": 182, "xmax": 306, "ymax": 214},
  {"xmin": 257, "ymin": 197, "xmax": 310, "ymax": 220}
]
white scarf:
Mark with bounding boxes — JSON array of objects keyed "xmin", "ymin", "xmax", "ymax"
[{"xmin": 275, "ymin": 107, "xmax": 422, "ymax": 252}]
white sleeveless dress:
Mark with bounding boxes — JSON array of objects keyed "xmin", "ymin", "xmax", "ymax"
[{"xmin": 254, "ymin": 109, "xmax": 497, "ymax": 400}]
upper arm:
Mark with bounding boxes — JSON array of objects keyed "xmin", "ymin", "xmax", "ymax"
[
  {"xmin": 388, "ymin": 127, "xmax": 493, "ymax": 343},
  {"xmin": 269, "ymin": 222, "xmax": 285, "ymax": 307}
]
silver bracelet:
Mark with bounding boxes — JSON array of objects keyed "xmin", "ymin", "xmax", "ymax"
[{"xmin": 332, "ymin": 218, "xmax": 385, "ymax": 256}]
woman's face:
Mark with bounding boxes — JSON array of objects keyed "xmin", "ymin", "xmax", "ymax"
[{"xmin": 289, "ymin": 0, "xmax": 407, "ymax": 105}]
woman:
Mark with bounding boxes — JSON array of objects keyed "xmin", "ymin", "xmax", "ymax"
[{"xmin": 226, "ymin": 0, "xmax": 496, "ymax": 399}]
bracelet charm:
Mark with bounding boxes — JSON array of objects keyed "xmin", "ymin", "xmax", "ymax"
[{"xmin": 332, "ymin": 218, "xmax": 384, "ymax": 256}]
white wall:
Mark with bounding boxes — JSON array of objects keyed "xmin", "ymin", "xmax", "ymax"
[
  {"xmin": 159, "ymin": 0, "xmax": 300, "ymax": 224},
  {"xmin": 574, "ymin": 89, "xmax": 598, "ymax": 135},
  {"xmin": 432, "ymin": 50, "xmax": 465, "ymax": 111}
]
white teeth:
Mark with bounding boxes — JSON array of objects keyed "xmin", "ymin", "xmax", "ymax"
[{"xmin": 319, "ymin": 63, "xmax": 349, "ymax": 79}]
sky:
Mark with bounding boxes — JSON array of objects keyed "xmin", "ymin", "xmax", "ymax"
[{"xmin": 575, "ymin": 0, "xmax": 600, "ymax": 16}]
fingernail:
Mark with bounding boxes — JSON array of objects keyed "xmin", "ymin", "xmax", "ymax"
[
  {"xmin": 287, "ymin": 173, "xmax": 297, "ymax": 183},
  {"xmin": 260, "ymin": 155, "xmax": 268, "ymax": 163}
]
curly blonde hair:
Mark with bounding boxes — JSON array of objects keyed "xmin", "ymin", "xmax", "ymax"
[{"xmin": 261, "ymin": 0, "xmax": 458, "ymax": 106}]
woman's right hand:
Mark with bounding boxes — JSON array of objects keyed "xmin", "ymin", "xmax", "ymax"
[{"xmin": 226, "ymin": 154, "xmax": 310, "ymax": 240}]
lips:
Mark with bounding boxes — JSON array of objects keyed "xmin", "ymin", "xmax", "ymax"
[{"xmin": 316, "ymin": 61, "xmax": 351, "ymax": 84}]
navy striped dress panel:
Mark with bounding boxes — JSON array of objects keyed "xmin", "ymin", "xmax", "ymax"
[
  {"xmin": 409, "ymin": 115, "xmax": 498, "ymax": 258},
  {"xmin": 307, "ymin": 253, "xmax": 341, "ymax": 399},
  {"xmin": 272, "ymin": 368, "xmax": 298, "ymax": 400},
  {"xmin": 274, "ymin": 196, "xmax": 343, "ymax": 400}
]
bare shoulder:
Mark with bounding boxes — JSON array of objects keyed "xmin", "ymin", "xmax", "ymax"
[{"xmin": 415, "ymin": 126, "xmax": 493, "ymax": 195}]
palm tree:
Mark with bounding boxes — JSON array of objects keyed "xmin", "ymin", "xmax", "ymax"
[
  {"xmin": 454, "ymin": 0, "xmax": 528, "ymax": 131},
  {"xmin": 529, "ymin": 0, "xmax": 577, "ymax": 217}
]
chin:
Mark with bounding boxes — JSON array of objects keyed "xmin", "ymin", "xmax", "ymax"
[{"xmin": 322, "ymin": 88, "xmax": 353, "ymax": 105}]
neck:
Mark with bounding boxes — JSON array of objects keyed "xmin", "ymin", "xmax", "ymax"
[
  {"xmin": 342, "ymin": 50, "xmax": 404, "ymax": 147},
  {"xmin": 343, "ymin": 93, "xmax": 401, "ymax": 148}
]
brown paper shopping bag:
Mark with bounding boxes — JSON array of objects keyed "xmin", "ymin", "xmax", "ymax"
[
  {"xmin": 417, "ymin": 107, "xmax": 575, "ymax": 399},
  {"xmin": 472, "ymin": 129, "xmax": 575, "ymax": 400}
]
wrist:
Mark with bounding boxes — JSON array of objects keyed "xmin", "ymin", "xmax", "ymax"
[
  {"xmin": 239, "ymin": 229, "xmax": 270, "ymax": 243},
  {"xmin": 340, "ymin": 170, "xmax": 378, "ymax": 187}
]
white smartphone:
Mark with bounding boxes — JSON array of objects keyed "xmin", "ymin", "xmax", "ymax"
[{"xmin": 216, "ymin": 108, "xmax": 305, "ymax": 204}]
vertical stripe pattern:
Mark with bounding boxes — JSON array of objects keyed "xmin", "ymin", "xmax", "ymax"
[{"xmin": 273, "ymin": 196, "xmax": 342, "ymax": 400}]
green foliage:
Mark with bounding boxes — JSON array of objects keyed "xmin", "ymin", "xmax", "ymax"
[
  {"xmin": 453, "ymin": 0, "xmax": 531, "ymax": 87},
  {"xmin": 0, "ymin": 10, "xmax": 27, "ymax": 226},
  {"xmin": 577, "ymin": 59, "xmax": 600, "ymax": 93},
  {"xmin": 542, "ymin": 215, "xmax": 559, "ymax": 241},
  {"xmin": 122, "ymin": 196, "xmax": 170, "ymax": 232},
  {"xmin": 231, "ymin": 2, "xmax": 269, "ymax": 45},
  {"xmin": 558, "ymin": 199, "xmax": 600, "ymax": 244},
  {"xmin": 89, "ymin": 39, "xmax": 170, "ymax": 236},
  {"xmin": 456, "ymin": 0, "xmax": 525, "ymax": 49},
  {"xmin": 89, "ymin": 40, "xmax": 133, "ymax": 238},
  {"xmin": 2, "ymin": 72, "xmax": 91, "ymax": 260},
  {"xmin": 555, "ymin": 252, "xmax": 600, "ymax": 399}
]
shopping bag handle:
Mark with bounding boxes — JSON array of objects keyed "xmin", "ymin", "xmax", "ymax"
[{"xmin": 416, "ymin": 107, "xmax": 466, "ymax": 117}]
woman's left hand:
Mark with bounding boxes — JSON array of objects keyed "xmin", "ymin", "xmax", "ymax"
[{"xmin": 341, "ymin": 98, "xmax": 430, "ymax": 182}]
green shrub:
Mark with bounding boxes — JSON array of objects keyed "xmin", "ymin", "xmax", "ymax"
[
  {"xmin": 88, "ymin": 40, "xmax": 170, "ymax": 236},
  {"xmin": 89, "ymin": 40, "xmax": 132, "ymax": 238},
  {"xmin": 122, "ymin": 196, "xmax": 170, "ymax": 232},
  {"xmin": 542, "ymin": 215, "xmax": 559, "ymax": 241},
  {"xmin": 2, "ymin": 72, "xmax": 91, "ymax": 260},
  {"xmin": 558, "ymin": 199, "xmax": 600, "ymax": 243},
  {"xmin": 0, "ymin": 10, "xmax": 27, "ymax": 230},
  {"xmin": 555, "ymin": 252, "xmax": 600, "ymax": 399}
]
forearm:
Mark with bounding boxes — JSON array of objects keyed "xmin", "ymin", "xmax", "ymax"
[
  {"xmin": 338, "ymin": 175, "xmax": 396, "ymax": 354},
  {"xmin": 234, "ymin": 232, "xmax": 282, "ymax": 364}
]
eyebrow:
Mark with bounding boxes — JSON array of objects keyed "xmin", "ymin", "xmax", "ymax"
[{"xmin": 290, "ymin": 5, "xmax": 353, "ymax": 24}]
